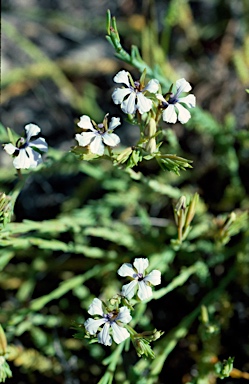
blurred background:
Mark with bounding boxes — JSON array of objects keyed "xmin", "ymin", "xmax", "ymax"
[
  {"xmin": 1, "ymin": 0, "xmax": 249, "ymax": 219},
  {"xmin": 1, "ymin": 0, "xmax": 249, "ymax": 383}
]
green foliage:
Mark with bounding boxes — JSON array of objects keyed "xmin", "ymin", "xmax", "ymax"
[
  {"xmin": 214, "ymin": 357, "xmax": 234, "ymax": 379},
  {"xmin": 1, "ymin": 1, "xmax": 249, "ymax": 383},
  {"xmin": 0, "ymin": 326, "xmax": 12, "ymax": 382}
]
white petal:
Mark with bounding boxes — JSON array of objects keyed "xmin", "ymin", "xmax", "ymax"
[
  {"xmin": 179, "ymin": 94, "xmax": 196, "ymax": 108},
  {"xmin": 111, "ymin": 322, "xmax": 130, "ymax": 344},
  {"xmin": 113, "ymin": 70, "xmax": 131, "ymax": 87},
  {"xmin": 175, "ymin": 103, "xmax": 191, "ymax": 124},
  {"xmin": 109, "ymin": 117, "xmax": 121, "ymax": 130},
  {"xmin": 90, "ymin": 135, "xmax": 104, "ymax": 155},
  {"xmin": 13, "ymin": 148, "xmax": 33, "ymax": 169},
  {"xmin": 77, "ymin": 115, "xmax": 94, "ymax": 131},
  {"xmin": 117, "ymin": 263, "xmax": 135, "ymax": 277},
  {"xmin": 13, "ymin": 150, "xmax": 29, "ymax": 169},
  {"xmin": 162, "ymin": 104, "xmax": 177, "ymax": 123},
  {"xmin": 144, "ymin": 270, "xmax": 161, "ymax": 286},
  {"xmin": 30, "ymin": 138, "xmax": 48, "ymax": 153},
  {"xmin": 24, "ymin": 124, "xmax": 41, "ymax": 141},
  {"xmin": 121, "ymin": 92, "xmax": 137, "ymax": 114},
  {"xmin": 112, "ymin": 88, "xmax": 132, "ymax": 105},
  {"xmin": 25, "ymin": 147, "xmax": 42, "ymax": 168},
  {"xmin": 176, "ymin": 78, "xmax": 192, "ymax": 94},
  {"xmin": 156, "ymin": 93, "xmax": 166, "ymax": 103},
  {"xmin": 137, "ymin": 281, "xmax": 153, "ymax": 300},
  {"xmin": 3, "ymin": 143, "xmax": 17, "ymax": 155},
  {"xmin": 116, "ymin": 306, "xmax": 132, "ymax": 324},
  {"xmin": 136, "ymin": 92, "xmax": 153, "ymax": 114},
  {"xmin": 88, "ymin": 298, "xmax": 104, "ymax": 316},
  {"xmin": 102, "ymin": 133, "xmax": 120, "ymax": 147},
  {"xmin": 84, "ymin": 318, "xmax": 106, "ymax": 335},
  {"xmin": 145, "ymin": 79, "xmax": 159, "ymax": 93},
  {"xmin": 133, "ymin": 258, "xmax": 149, "ymax": 274},
  {"xmin": 75, "ymin": 132, "xmax": 96, "ymax": 147},
  {"xmin": 98, "ymin": 323, "xmax": 112, "ymax": 346},
  {"xmin": 121, "ymin": 280, "xmax": 138, "ymax": 300}
]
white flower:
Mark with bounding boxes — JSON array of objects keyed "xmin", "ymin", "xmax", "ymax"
[
  {"xmin": 75, "ymin": 115, "xmax": 121, "ymax": 156},
  {"xmin": 112, "ymin": 70, "xmax": 159, "ymax": 115},
  {"xmin": 3, "ymin": 124, "xmax": 48, "ymax": 169},
  {"xmin": 157, "ymin": 78, "xmax": 196, "ymax": 124},
  {"xmin": 117, "ymin": 258, "xmax": 161, "ymax": 301},
  {"xmin": 84, "ymin": 298, "xmax": 132, "ymax": 346}
]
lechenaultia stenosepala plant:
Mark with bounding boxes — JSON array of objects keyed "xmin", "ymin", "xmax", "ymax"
[
  {"xmin": 2, "ymin": 8, "xmax": 247, "ymax": 383},
  {"xmin": 0, "ymin": 10, "xmax": 195, "ymax": 375}
]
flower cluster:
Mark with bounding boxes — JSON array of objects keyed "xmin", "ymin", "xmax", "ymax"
[
  {"xmin": 74, "ymin": 70, "xmax": 196, "ymax": 158},
  {"xmin": 112, "ymin": 71, "xmax": 196, "ymax": 123},
  {"xmin": 3, "ymin": 71, "xmax": 195, "ymax": 170},
  {"xmin": 84, "ymin": 258, "xmax": 161, "ymax": 350}
]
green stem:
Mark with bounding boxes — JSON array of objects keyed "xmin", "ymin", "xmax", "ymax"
[{"xmin": 98, "ymin": 343, "xmax": 124, "ymax": 384}]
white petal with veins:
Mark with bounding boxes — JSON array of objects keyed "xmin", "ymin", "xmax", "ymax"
[
  {"xmin": 25, "ymin": 123, "xmax": 41, "ymax": 141},
  {"xmin": 113, "ymin": 70, "xmax": 131, "ymax": 87},
  {"xmin": 162, "ymin": 104, "xmax": 177, "ymax": 123},
  {"xmin": 136, "ymin": 92, "xmax": 152, "ymax": 114},
  {"xmin": 90, "ymin": 135, "xmax": 104, "ymax": 155},
  {"xmin": 77, "ymin": 115, "xmax": 94, "ymax": 130},
  {"xmin": 175, "ymin": 103, "xmax": 191, "ymax": 124}
]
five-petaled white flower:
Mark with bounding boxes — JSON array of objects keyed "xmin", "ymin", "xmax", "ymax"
[
  {"xmin": 157, "ymin": 78, "xmax": 196, "ymax": 124},
  {"xmin": 75, "ymin": 114, "xmax": 121, "ymax": 156},
  {"xmin": 117, "ymin": 258, "xmax": 161, "ymax": 301},
  {"xmin": 84, "ymin": 298, "xmax": 132, "ymax": 346},
  {"xmin": 3, "ymin": 123, "xmax": 48, "ymax": 169},
  {"xmin": 112, "ymin": 70, "xmax": 159, "ymax": 115}
]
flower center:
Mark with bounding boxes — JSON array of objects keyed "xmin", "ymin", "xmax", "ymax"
[
  {"xmin": 16, "ymin": 137, "xmax": 28, "ymax": 149},
  {"xmin": 137, "ymin": 272, "xmax": 144, "ymax": 281},
  {"xmin": 168, "ymin": 95, "xmax": 178, "ymax": 105},
  {"xmin": 97, "ymin": 123, "xmax": 105, "ymax": 134},
  {"xmin": 134, "ymin": 81, "xmax": 142, "ymax": 92},
  {"xmin": 105, "ymin": 309, "xmax": 119, "ymax": 323}
]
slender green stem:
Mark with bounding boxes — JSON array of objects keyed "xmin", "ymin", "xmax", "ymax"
[{"xmin": 98, "ymin": 343, "xmax": 124, "ymax": 384}]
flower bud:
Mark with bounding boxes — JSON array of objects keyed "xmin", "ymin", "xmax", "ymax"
[
  {"xmin": 145, "ymin": 118, "xmax": 157, "ymax": 153},
  {"xmin": 116, "ymin": 147, "xmax": 133, "ymax": 164},
  {"xmin": 133, "ymin": 338, "xmax": 155, "ymax": 359},
  {"xmin": 0, "ymin": 193, "xmax": 12, "ymax": 228},
  {"xmin": 174, "ymin": 196, "xmax": 186, "ymax": 227},
  {"xmin": 185, "ymin": 192, "xmax": 199, "ymax": 227},
  {"xmin": 0, "ymin": 325, "xmax": 7, "ymax": 356},
  {"xmin": 140, "ymin": 329, "xmax": 164, "ymax": 341}
]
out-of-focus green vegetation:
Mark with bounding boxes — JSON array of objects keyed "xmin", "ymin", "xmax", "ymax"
[{"xmin": 1, "ymin": 0, "xmax": 249, "ymax": 383}]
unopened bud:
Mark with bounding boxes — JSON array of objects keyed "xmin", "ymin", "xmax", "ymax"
[
  {"xmin": 140, "ymin": 329, "xmax": 164, "ymax": 341},
  {"xmin": 145, "ymin": 118, "xmax": 157, "ymax": 154},
  {"xmin": 139, "ymin": 68, "xmax": 147, "ymax": 88},
  {"xmin": 133, "ymin": 338, "xmax": 155, "ymax": 359},
  {"xmin": 223, "ymin": 212, "xmax": 236, "ymax": 231},
  {"xmin": 145, "ymin": 118, "xmax": 157, "ymax": 137},
  {"xmin": 0, "ymin": 325, "xmax": 7, "ymax": 355},
  {"xmin": 116, "ymin": 147, "xmax": 133, "ymax": 164},
  {"xmin": 200, "ymin": 305, "xmax": 209, "ymax": 324},
  {"xmin": 0, "ymin": 193, "xmax": 12, "ymax": 227},
  {"xmin": 185, "ymin": 192, "xmax": 199, "ymax": 227},
  {"xmin": 174, "ymin": 196, "xmax": 186, "ymax": 228},
  {"xmin": 215, "ymin": 357, "xmax": 234, "ymax": 379}
]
